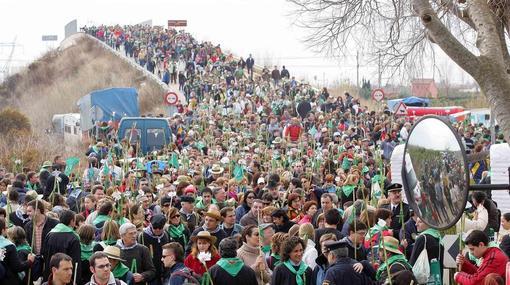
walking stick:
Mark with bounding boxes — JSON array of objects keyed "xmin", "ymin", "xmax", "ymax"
[{"xmin": 27, "ymin": 197, "xmax": 39, "ymax": 285}]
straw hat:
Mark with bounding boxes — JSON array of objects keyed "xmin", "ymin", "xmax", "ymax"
[
  {"xmin": 211, "ymin": 164, "xmax": 224, "ymax": 175},
  {"xmin": 103, "ymin": 246, "xmax": 126, "ymax": 262},
  {"xmin": 191, "ymin": 231, "xmax": 217, "ymax": 244},
  {"xmin": 203, "ymin": 209, "xmax": 223, "ymax": 222},
  {"xmin": 380, "ymin": 236, "xmax": 403, "ymax": 255}
]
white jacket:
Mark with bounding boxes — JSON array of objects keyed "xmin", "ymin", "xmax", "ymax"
[
  {"xmin": 463, "ymin": 204, "xmax": 488, "ymax": 233},
  {"xmin": 302, "ymin": 239, "xmax": 318, "ymax": 270}
]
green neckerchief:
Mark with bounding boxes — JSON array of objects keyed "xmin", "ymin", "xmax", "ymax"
[
  {"xmin": 376, "ymin": 254, "xmax": 411, "ymax": 281},
  {"xmin": 94, "ymin": 214, "xmax": 111, "ymax": 226},
  {"xmin": 271, "ymin": 253, "xmax": 281, "ymax": 267},
  {"xmin": 420, "ymin": 228, "xmax": 442, "ymax": 241},
  {"xmin": 261, "ymin": 245, "xmax": 271, "ymax": 253},
  {"xmin": 16, "ymin": 243, "xmax": 32, "ymax": 252},
  {"xmin": 112, "ymin": 261, "xmax": 130, "ymax": 278},
  {"xmin": 116, "ymin": 217, "xmax": 129, "ymax": 226},
  {"xmin": 0, "ymin": 236, "xmax": 14, "ymax": 248},
  {"xmin": 50, "ymin": 223, "xmax": 80, "ymax": 239},
  {"xmin": 216, "ymin": 258, "xmax": 244, "ymax": 277},
  {"xmin": 168, "ymin": 224, "xmax": 187, "ymax": 246},
  {"xmin": 342, "ymin": 185, "xmax": 355, "ymax": 198},
  {"xmin": 81, "ymin": 242, "xmax": 96, "ymax": 261},
  {"xmin": 283, "ymin": 260, "xmax": 308, "ymax": 285}
]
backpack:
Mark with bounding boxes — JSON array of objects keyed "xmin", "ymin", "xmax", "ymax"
[{"xmin": 170, "ymin": 269, "xmax": 200, "ymax": 285}]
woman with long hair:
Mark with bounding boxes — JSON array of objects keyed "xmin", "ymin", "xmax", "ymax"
[
  {"xmin": 166, "ymin": 207, "xmax": 190, "ymax": 249},
  {"xmin": 184, "ymin": 231, "xmax": 220, "ymax": 278},
  {"xmin": 237, "ymin": 225, "xmax": 271, "ymax": 285},
  {"xmin": 235, "ymin": 190, "xmax": 255, "ymax": 223},
  {"xmin": 93, "ymin": 220, "xmax": 120, "ymax": 252},
  {"xmin": 272, "ymin": 236, "xmax": 312, "ymax": 285}
]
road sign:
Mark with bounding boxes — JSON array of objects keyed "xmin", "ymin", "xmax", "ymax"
[
  {"xmin": 394, "ymin": 102, "xmax": 408, "ymax": 116},
  {"xmin": 42, "ymin": 35, "xmax": 58, "ymax": 41},
  {"xmin": 168, "ymin": 20, "xmax": 187, "ymax": 27},
  {"xmin": 371, "ymin": 88, "xmax": 385, "ymax": 102},
  {"xmin": 442, "ymin": 234, "xmax": 460, "ymax": 268},
  {"xmin": 164, "ymin": 92, "xmax": 179, "ymax": 105}
]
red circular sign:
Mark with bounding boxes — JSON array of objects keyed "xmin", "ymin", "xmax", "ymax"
[
  {"xmin": 371, "ymin": 88, "xmax": 385, "ymax": 102},
  {"xmin": 164, "ymin": 92, "xmax": 179, "ymax": 105}
]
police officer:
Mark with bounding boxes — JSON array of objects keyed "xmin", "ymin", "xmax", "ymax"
[{"xmin": 322, "ymin": 240, "xmax": 375, "ymax": 285}]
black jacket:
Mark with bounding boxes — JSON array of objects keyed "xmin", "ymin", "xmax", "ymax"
[
  {"xmin": 138, "ymin": 228, "xmax": 169, "ymax": 284},
  {"xmin": 209, "ymin": 263, "xmax": 258, "ymax": 285},
  {"xmin": 24, "ymin": 217, "xmax": 59, "ymax": 255},
  {"xmin": 500, "ymin": 234, "xmax": 510, "ymax": 258},
  {"xmin": 42, "ymin": 230, "xmax": 81, "ymax": 282},
  {"xmin": 322, "ymin": 258, "xmax": 375, "ymax": 285},
  {"xmin": 0, "ymin": 243, "xmax": 31, "ymax": 285},
  {"xmin": 409, "ymin": 233, "xmax": 444, "ymax": 274},
  {"xmin": 271, "ymin": 263, "xmax": 312, "ymax": 285},
  {"xmin": 119, "ymin": 242, "xmax": 156, "ymax": 285}
]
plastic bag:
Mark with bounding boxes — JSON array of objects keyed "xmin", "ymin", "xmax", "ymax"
[{"xmin": 412, "ymin": 236, "xmax": 430, "ymax": 284}]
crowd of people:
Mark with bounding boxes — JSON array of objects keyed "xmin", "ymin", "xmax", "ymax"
[{"xmin": 0, "ymin": 24, "xmax": 507, "ymax": 285}]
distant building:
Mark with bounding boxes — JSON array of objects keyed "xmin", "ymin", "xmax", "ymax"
[{"xmin": 411, "ymin": 79, "xmax": 438, "ymax": 98}]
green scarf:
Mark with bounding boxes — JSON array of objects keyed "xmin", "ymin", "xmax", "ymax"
[
  {"xmin": 261, "ymin": 245, "xmax": 271, "ymax": 253},
  {"xmin": 81, "ymin": 242, "xmax": 95, "ymax": 261},
  {"xmin": 342, "ymin": 185, "xmax": 355, "ymax": 197},
  {"xmin": 283, "ymin": 260, "xmax": 308, "ymax": 285},
  {"xmin": 420, "ymin": 228, "xmax": 442, "ymax": 241},
  {"xmin": 94, "ymin": 214, "xmax": 110, "ymax": 226},
  {"xmin": 376, "ymin": 254, "xmax": 411, "ymax": 281},
  {"xmin": 168, "ymin": 224, "xmax": 187, "ymax": 245},
  {"xmin": 16, "ymin": 243, "xmax": 32, "ymax": 252},
  {"xmin": 112, "ymin": 262, "xmax": 130, "ymax": 278},
  {"xmin": 50, "ymin": 223, "xmax": 80, "ymax": 239},
  {"xmin": 271, "ymin": 253, "xmax": 281, "ymax": 267},
  {"xmin": 216, "ymin": 258, "xmax": 244, "ymax": 277}
]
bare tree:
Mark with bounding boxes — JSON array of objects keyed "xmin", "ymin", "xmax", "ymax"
[{"xmin": 288, "ymin": 0, "xmax": 510, "ymax": 138}]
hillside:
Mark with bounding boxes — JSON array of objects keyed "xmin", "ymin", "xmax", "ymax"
[
  {"xmin": 0, "ymin": 35, "xmax": 168, "ymax": 132},
  {"xmin": 0, "ymin": 34, "xmax": 170, "ymax": 170}
]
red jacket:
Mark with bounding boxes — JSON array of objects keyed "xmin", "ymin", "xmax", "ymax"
[
  {"xmin": 455, "ymin": 247, "xmax": 508, "ymax": 285},
  {"xmin": 184, "ymin": 253, "xmax": 220, "ymax": 276}
]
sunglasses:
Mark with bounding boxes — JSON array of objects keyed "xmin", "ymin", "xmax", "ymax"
[
  {"xmin": 163, "ymin": 204, "xmax": 171, "ymax": 207},
  {"xmin": 171, "ymin": 215, "xmax": 181, "ymax": 219}
]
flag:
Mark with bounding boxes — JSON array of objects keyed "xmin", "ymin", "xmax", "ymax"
[
  {"xmin": 169, "ymin": 153, "xmax": 179, "ymax": 169},
  {"xmin": 233, "ymin": 164, "xmax": 244, "ymax": 181},
  {"xmin": 65, "ymin": 157, "xmax": 80, "ymax": 176}
]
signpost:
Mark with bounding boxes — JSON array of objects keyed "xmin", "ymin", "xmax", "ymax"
[
  {"xmin": 394, "ymin": 102, "xmax": 408, "ymax": 116},
  {"xmin": 42, "ymin": 35, "xmax": 58, "ymax": 41},
  {"xmin": 371, "ymin": 88, "xmax": 385, "ymax": 102},
  {"xmin": 168, "ymin": 20, "xmax": 187, "ymax": 27},
  {"xmin": 164, "ymin": 92, "xmax": 179, "ymax": 105}
]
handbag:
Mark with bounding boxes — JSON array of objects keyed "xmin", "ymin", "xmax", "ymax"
[{"xmin": 412, "ymin": 235, "xmax": 430, "ymax": 284}]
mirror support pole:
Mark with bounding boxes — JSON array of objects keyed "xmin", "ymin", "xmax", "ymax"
[
  {"xmin": 468, "ymin": 167, "xmax": 510, "ymax": 191},
  {"xmin": 469, "ymin": 184, "xmax": 509, "ymax": 191}
]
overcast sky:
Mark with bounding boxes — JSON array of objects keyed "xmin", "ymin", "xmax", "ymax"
[{"xmin": 0, "ymin": 0, "xmax": 473, "ymax": 86}]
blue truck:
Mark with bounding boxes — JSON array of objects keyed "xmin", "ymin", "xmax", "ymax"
[{"xmin": 117, "ymin": 117, "xmax": 172, "ymax": 154}]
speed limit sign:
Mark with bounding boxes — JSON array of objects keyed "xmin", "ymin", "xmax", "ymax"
[
  {"xmin": 164, "ymin": 92, "xmax": 179, "ymax": 105},
  {"xmin": 371, "ymin": 89, "xmax": 385, "ymax": 102}
]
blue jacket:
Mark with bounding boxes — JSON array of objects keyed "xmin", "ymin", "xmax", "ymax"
[{"xmin": 163, "ymin": 262, "xmax": 191, "ymax": 285}]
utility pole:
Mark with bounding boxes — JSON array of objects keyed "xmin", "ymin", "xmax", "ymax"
[
  {"xmin": 378, "ymin": 52, "xmax": 382, "ymax": 88},
  {"xmin": 356, "ymin": 51, "xmax": 360, "ymax": 89},
  {"xmin": 0, "ymin": 36, "xmax": 17, "ymax": 81}
]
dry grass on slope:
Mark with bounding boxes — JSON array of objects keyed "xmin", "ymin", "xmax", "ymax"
[
  {"xmin": 0, "ymin": 36, "xmax": 166, "ymax": 133},
  {"xmin": 0, "ymin": 36, "xmax": 167, "ymax": 171}
]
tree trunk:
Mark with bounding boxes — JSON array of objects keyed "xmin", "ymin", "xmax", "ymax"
[{"xmin": 477, "ymin": 62, "xmax": 510, "ymax": 139}]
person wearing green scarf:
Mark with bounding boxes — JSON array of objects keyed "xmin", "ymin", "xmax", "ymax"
[
  {"xmin": 43, "ymin": 210, "xmax": 82, "ymax": 282},
  {"xmin": 272, "ymin": 236, "xmax": 312, "ymax": 285},
  {"xmin": 376, "ymin": 236, "xmax": 413, "ymax": 283},
  {"xmin": 167, "ymin": 210, "xmax": 190, "ymax": 249},
  {"xmin": 408, "ymin": 218, "xmax": 443, "ymax": 282},
  {"xmin": 104, "ymin": 245, "xmax": 133, "ymax": 284},
  {"xmin": 209, "ymin": 238, "xmax": 258, "ymax": 285}
]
